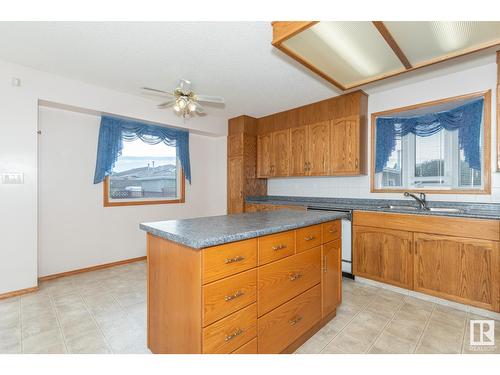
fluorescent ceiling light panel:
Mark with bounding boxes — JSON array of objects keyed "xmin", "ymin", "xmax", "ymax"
[
  {"xmin": 384, "ymin": 21, "xmax": 500, "ymax": 65},
  {"xmin": 283, "ymin": 21, "xmax": 404, "ymax": 87}
]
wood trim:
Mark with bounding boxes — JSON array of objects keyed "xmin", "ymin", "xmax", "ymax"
[
  {"xmin": 271, "ymin": 21, "xmax": 318, "ymax": 45},
  {"xmin": 372, "ymin": 21, "xmax": 412, "ymax": 69},
  {"xmin": 0, "ymin": 286, "xmax": 39, "ymax": 300},
  {"xmin": 370, "ymin": 90, "xmax": 492, "ymax": 195},
  {"xmin": 353, "ymin": 211, "xmax": 500, "ymax": 241},
  {"xmin": 103, "ymin": 170, "xmax": 186, "ymax": 207},
  {"xmin": 38, "ymin": 256, "xmax": 146, "ymax": 282}
]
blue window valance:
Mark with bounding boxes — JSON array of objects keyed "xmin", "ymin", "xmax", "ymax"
[
  {"xmin": 375, "ymin": 98, "xmax": 484, "ymax": 174},
  {"xmin": 93, "ymin": 115, "xmax": 191, "ymax": 184}
]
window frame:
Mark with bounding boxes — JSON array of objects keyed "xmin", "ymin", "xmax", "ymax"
[
  {"xmin": 103, "ymin": 156, "xmax": 186, "ymax": 207},
  {"xmin": 370, "ymin": 90, "xmax": 491, "ymax": 195}
]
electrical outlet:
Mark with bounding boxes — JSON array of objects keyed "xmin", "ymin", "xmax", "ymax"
[{"xmin": 2, "ymin": 173, "xmax": 24, "ymax": 184}]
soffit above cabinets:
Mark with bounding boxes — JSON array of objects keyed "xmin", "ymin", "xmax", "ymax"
[{"xmin": 272, "ymin": 21, "xmax": 500, "ymax": 91}]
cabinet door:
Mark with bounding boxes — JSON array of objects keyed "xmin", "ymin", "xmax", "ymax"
[
  {"xmin": 322, "ymin": 240, "xmax": 341, "ymax": 317},
  {"xmin": 272, "ymin": 129, "xmax": 290, "ymax": 177},
  {"xmin": 353, "ymin": 226, "xmax": 413, "ymax": 289},
  {"xmin": 331, "ymin": 116, "xmax": 360, "ymax": 174},
  {"xmin": 227, "ymin": 157, "xmax": 244, "ymax": 214},
  {"xmin": 227, "ymin": 133, "xmax": 243, "ymax": 157},
  {"xmin": 308, "ymin": 121, "xmax": 330, "ymax": 176},
  {"xmin": 290, "ymin": 126, "xmax": 308, "ymax": 176},
  {"xmin": 414, "ymin": 233, "xmax": 500, "ymax": 312},
  {"xmin": 257, "ymin": 134, "xmax": 273, "ymax": 178}
]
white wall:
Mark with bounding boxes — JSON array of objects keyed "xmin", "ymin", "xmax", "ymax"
[
  {"xmin": 37, "ymin": 107, "xmax": 226, "ymax": 277},
  {"xmin": 268, "ymin": 62, "xmax": 500, "ymax": 203},
  {"xmin": 0, "ymin": 59, "xmax": 227, "ymax": 294}
]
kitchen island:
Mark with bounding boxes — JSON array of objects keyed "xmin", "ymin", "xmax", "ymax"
[{"xmin": 140, "ymin": 209, "xmax": 346, "ymax": 354}]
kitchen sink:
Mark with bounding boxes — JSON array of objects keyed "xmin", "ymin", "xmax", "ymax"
[
  {"xmin": 377, "ymin": 205, "xmax": 419, "ymax": 211},
  {"xmin": 428, "ymin": 207, "xmax": 463, "ymax": 213},
  {"xmin": 378, "ymin": 205, "xmax": 462, "ymax": 214}
]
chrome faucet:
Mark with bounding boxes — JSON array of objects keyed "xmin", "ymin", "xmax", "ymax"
[{"xmin": 404, "ymin": 192, "xmax": 429, "ymax": 210}]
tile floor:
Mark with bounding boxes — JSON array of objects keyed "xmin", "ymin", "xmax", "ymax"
[{"xmin": 1, "ymin": 261, "xmax": 499, "ymax": 354}]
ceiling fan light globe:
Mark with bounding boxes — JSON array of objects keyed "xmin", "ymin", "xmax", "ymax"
[
  {"xmin": 188, "ymin": 102, "xmax": 197, "ymax": 112},
  {"xmin": 178, "ymin": 99, "xmax": 187, "ymax": 109},
  {"xmin": 173, "ymin": 104, "xmax": 180, "ymax": 112}
]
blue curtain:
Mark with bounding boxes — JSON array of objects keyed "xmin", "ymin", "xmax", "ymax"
[
  {"xmin": 375, "ymin": 98, "xmax": 484, "ymax": 173},
  {"xmin": 93, "ymin": 115, "xmax": 191, "ymax": 184}
]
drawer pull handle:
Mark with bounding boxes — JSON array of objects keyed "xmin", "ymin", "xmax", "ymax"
[
  {"xmin": 224, "ymin": 256, "xmax": 245, "ymax": 264},
  {"xmin": 304, "ymin": 235, "xmax": 316, "ymax": 241},
  {"xmin": 224, "ymin": 290, "xmax": 245, "ymax": 302},
  {"xmin": 272, "ymin": 244, "xmax": 287, "ymax": 251},
  {"xmin": 225, "ymin": 328, "xmax": 244, "ymax": 342},
  {"xmin": 289, "ymin": 273, "xmax": 303, "ymax": 281},
  {"xmin": 289, "ymin": 316, "xmax": 303, "ymax": 326},
  {"xmin": 328, "ymin": 228, "xmax": 337, "ymax": 233}
]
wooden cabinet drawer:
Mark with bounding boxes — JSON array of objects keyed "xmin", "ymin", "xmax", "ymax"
[
  {"xmin": 203, "ymin": 269, "xmax": 257, "ymax": 326},
  {"xmin": 322, "ymin": 220, "xmax": 341, "ymax": 243},
  {"xmin": 202, "ymin": 238, "xmax": 257, "ymax": 284},
  {"xmin": 258, "ymin": 230, "xmax": 296, "ymax": 265},
  {"xmin": 258, "ymin": 285, "xmax": 321, "ymax": 354},
  {"xmin": 258, "ymin": 246, "xmax": 321, "ymax": 316},
  {"xmin": 232, "ymin": 337, "xmax": 257, "ymax": 354},
  {"xmin": 203, "ymin": 303, "xmax": 257, "ymax": 354},
  {"xmin": 296, "ymin": 224, "xmax": 322, "ymax": 252}
]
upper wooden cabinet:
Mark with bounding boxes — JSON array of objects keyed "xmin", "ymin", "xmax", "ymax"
[
  {"xmin": 308, "ymin": 121, "xmax": 330, "ymax": 175},
  {"xmin": 255, "ymin": 91, "xmax": 368, "ymax": 178},
  {"xmin": 227, "ymin": 116, "xmax": 267, "ymax": 214},
  {"xmin": 257, "ymin": 134, "xmax": 273, "ymax": 178},
  {"xmin": 331, "ymin": 116, "xmax": 366, "ymax": 175},
  {"xmin": 257, "ymin": 130, "xmax": 291, "ymax": 178},
  {"xmin": 290, "ymin": 126, "xmax": 308, "ymax": 176}
]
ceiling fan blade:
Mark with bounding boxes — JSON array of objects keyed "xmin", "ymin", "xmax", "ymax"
[
  {"xmin": 192, "ymin": 102, "xmax": 205, "ymax": 114},
  {"xmin": 196, "ymin": 95, "xmax": 225, "ymax": 104},
  {"xmin": 157, "ymin": 99, "xmax": 176, "ymax": 108},
  {"xmin": 179, "ymin": 79, "xmax": 192, "ymax": 95},
  {"xmin": 141, "ymin": 87, "xmax": 174, "ymax": 97}
]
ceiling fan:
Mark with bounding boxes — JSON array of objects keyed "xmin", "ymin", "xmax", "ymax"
[{"xmin": 141, "ymin": 79, "xmax": 225, "ymax": 118}]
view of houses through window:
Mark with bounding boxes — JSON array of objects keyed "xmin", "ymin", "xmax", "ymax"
[
  {"xmin": 379, "ymin": 128, "xmax": 482, "ymax": 190},
  {"xmin": 108, "ymin": 139, "xmax": 180, "ymax": 201}
]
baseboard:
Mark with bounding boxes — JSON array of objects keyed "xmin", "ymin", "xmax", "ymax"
[
  {"xmin": 38, "ymin": 256, "xmax": 146, "ymax": 282},
  {"xmin": 0, "ymin": 286, "xmax": 39, "ymax": 300}
]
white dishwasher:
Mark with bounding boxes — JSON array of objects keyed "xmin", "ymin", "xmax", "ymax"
[{"xmin": 307, "ymin": 206, "xmax": 353, "ymax": 278}]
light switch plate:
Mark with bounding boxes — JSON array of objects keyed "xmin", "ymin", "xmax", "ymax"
[{"xmin": 2, "ymin": 173, "xmax": 24, "ymax": 184}]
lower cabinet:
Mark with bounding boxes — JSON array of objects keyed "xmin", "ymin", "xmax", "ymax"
[
  {"xmin": 322, "ymin": 239, "xmax": 341, "ymax": 317},
  {"xmin": 353, "ymin": 226, "xmax": 413, "ymax": 289},
  {"xmin": 258, "ymin": 285, "xmax": 322, "ymax": 354},
  {"xmin": 414, "ymin": 233, "xmax": 500, "ymax": 312},
  {"xmin": 353, "ymin": 212, "xmax": 500, "ymax": 312}
]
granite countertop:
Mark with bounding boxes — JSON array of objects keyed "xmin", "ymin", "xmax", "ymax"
[
  {"xmin": 245, "ymin": 195, "xmax": 500, "ymax": 220},
  {"xmin": 140, "ymin": 210, "xmax": 348, "ymax": 249}
]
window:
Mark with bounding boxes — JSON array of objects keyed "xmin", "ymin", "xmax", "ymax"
[
  {"xmin": 372, "ymin": 91, "xmax": 491, "ymax": 194},
  {"xmin": 104, "ymin": 139, "xmax": 184, "ymax": 206}
]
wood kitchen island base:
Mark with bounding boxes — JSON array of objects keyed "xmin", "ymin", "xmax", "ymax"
[{"xmin": 144, "ymin": 216, "xmax": 343, "ymax": 354}]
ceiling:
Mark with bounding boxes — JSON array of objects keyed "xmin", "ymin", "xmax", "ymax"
[
  {"xmin": 0, "ymin": 22, "xmax": 338, "ymax": 119},
  {"xmin": 0, "ymin": 22, "xmax": 496, "ymax": 120}
]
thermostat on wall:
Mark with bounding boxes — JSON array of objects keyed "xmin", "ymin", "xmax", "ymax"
[{"xmin": 2, "ymin": 173, "xmax": 24, "ymax": 184}]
